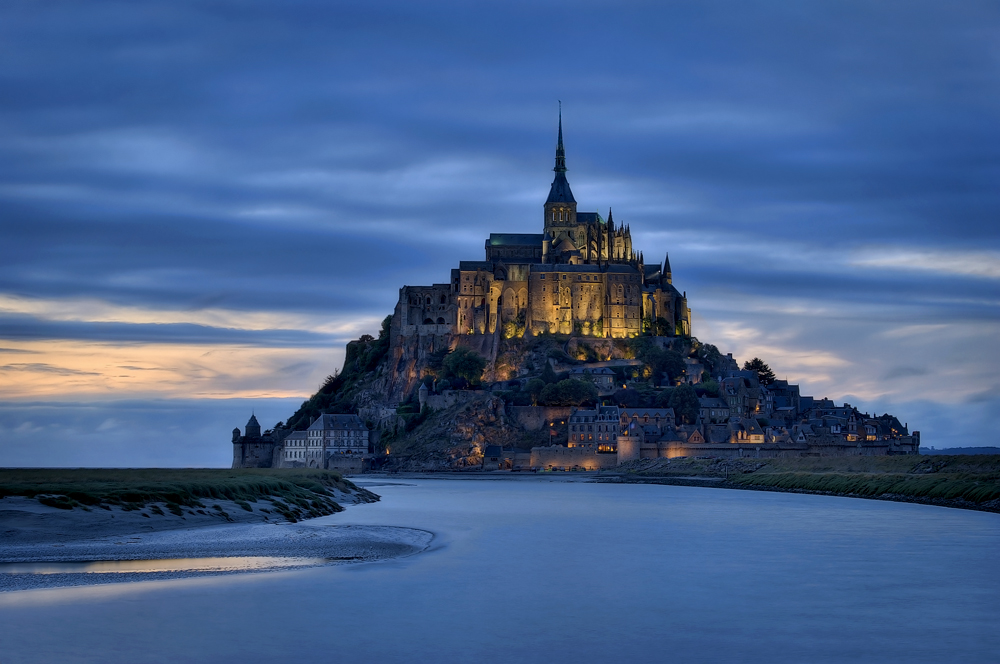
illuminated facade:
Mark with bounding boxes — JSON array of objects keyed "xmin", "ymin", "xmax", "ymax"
[{"xmin": 395, "ymin": 115, "xmax": 691, "ymax": 341}]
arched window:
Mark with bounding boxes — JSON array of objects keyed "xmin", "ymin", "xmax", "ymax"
[
  {"xmin": 437, "ymin": 317, "xmax": 445, "ymax": 324},
  {"xmin": 426, "ymin": 297, "xmax": 431, "ymax": 305},
  {"xmin": 440, "ymin": 295, "xmax": 446, "ymax": 304},
  {"xmin": 423, "ymin": 318, "xmax": 434, "ymax": 324}
]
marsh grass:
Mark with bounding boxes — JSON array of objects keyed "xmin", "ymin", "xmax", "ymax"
[
  {"xmin": 626, "ymin": 455, "xmax": 1000, "ymax": 505},
  {"xmin": 0, "ymin": 468, "xmax": 376, "ymax": 517}
]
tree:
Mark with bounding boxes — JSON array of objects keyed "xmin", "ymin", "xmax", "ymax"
[
  {"xmin": 697, "ymin": 379, "xmax": 720, "ymax": 398},
  {"xmin": 697, "ymin": 342, "xmax": 724, "ymax": 375},
  {"xmin": 443, "ymin": 347, "xmax": 487, "ymax": 386},
  {"xmin": 669, "ymin": 383, "xmax": 700, "ymax": 425},
  {"xmin": 639, "ymin": 345, "xmax": 686, "ymax": 386},
  {"xmin": 655, "ymin": 388, "xmax": 674, "ymax": 408},
  {"xmin": 524, "ymin": 378, "xmax": 546, "ymax": 405},
  {"xmin": 743, "ymin": 357, "xmax": 776, "ymax": 386},
  {"xmin": 540, "ymin": 361, "xmax": 559, "ymax": 384},
  {"xmin": 539, "ymin": 379, "xmax": 598, "ymax": 406},
  {"xmin": 613, "ymin": 387, "xmax": 642, "ymax": 408}
]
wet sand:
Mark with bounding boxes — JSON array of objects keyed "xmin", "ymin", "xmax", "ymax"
[{"xmin": 0, "ymin": 495, "xmax": 432, "ymax": 591}]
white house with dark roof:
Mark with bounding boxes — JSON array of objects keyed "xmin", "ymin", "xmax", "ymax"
[{"xmin": 279, "ymin": 414, "xmax": 371, "ymax": 469}]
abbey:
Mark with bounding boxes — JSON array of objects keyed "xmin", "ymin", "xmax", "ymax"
[{"xmin": 395, "ymin": 115, "xmax": 691, "ymax": 341}]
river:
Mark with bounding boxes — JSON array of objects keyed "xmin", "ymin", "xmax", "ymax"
[{"xmin": 1, "ymin": 478, "xmax": 997, "ymax": 663}]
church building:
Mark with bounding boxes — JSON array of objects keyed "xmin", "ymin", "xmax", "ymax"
[{"xmin": 394, "ymin": 114, "xmax": 691, "ymax": 341}]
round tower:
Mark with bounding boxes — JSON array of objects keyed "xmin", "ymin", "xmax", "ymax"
[{"xmin": 418, "ymin": 382, "xmax": 429, "ymax": 411}]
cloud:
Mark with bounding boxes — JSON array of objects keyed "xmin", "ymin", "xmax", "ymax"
[
  {"xmin": 0, "ymin": 314, "xmax": 343, "ymax": 347},
  {"xmin": 882, "ymin": 366, "xmax": 929, "ymax": 380},
  {"xmin": 1, "ymin": 362, "xmax": 100, "ymax": 376},
  {"xmin": 850, "ymin": 249, "xmax": 1000, "ymax": 279},
  {"xmin": 0, "ymin": 0, "xmax": 998, "ymax": 460}
]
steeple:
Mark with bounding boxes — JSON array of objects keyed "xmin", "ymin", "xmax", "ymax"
[
  {"xmin": 544, "ymin": 105, "xmax": 576, "ymax": 207},
  {"xmin": 554, "ymin": 105, "xmax": 567, "ymax": 174},
  {"xmin": 663, "ymin": 252, "xmax": 673, "ymax": 284},
  {"xmin": 543, "ymin": 106, "xmax": 578, "ymax": 235}
]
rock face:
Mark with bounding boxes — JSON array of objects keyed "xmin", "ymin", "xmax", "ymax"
[
  {"xmin": 377, "ymin": 319, "xmax": 454, "ymax": 405},
  {"xmin": 382, "ymin": 393, "xmax": 536, "ymax": 471}
]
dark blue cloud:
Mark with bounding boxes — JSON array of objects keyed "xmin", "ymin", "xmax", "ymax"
[
  {"xmin": 0, "ymin": 314, "xmax": 341, "ymax": 347},
  {"xmin": 0, "ymin": 0, "xmax": 998, "ymax": 457}
]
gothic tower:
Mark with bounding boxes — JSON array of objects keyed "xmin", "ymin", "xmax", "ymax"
[{"xmin": 543, "ymin": 108, "xmax": 577, "ymax": 236}]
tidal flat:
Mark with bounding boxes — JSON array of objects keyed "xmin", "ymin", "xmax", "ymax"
[{"xmin": 0, "ymin": 478, "xmax": 997, "ymax": 663}]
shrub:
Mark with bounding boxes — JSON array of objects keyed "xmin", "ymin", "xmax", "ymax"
[{"xmin": 538, "ymin": 379, "xmax": 599, "ymax": 406}]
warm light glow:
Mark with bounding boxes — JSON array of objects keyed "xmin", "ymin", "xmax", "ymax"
[{"xmin": 0, "ymin": 340, "xmax": 330, "ymax": 400}]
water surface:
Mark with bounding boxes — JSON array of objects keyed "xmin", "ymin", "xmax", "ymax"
[{"xmin": 0, "ymin": 479, "xmax": 996, "ymax": 663}]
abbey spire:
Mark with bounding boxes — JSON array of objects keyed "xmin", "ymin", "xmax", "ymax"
[{"xmin": 544, "ymin": 106, "xmax": 578, "ymax": 233}]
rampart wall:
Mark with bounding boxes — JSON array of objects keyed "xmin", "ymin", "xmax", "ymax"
[
  {"xmin": 509, "ymin": 406, "xmax": 574, "ymax": 431},
  {"xmin": 529, "ymin": 445, "xmax": 618, "ymax": 471}
]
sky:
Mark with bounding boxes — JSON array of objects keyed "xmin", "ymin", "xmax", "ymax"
[{"xmin": 1, "ymin": 0, "xmax": 998, "ymax": 466}]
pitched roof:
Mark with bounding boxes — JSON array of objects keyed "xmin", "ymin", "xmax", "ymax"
[
  {"xmin": 488, "ymin": 233, "xmax": 544, "ymax": 247},
  {"xmin": 307, "ymin": 414, "xmax": 367, "ymax": 431}
]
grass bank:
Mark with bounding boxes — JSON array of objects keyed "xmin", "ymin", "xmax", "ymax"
[
  {"xmin": 0, "ymin": 468, "xmax": 379, "ymax": 523},
  {"xmin": 611, "ymin": 455, "xmax": 1000, "ymax": 512}
]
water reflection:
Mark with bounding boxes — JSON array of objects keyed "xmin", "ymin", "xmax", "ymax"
[{"xmin": 0, "ymin": 557, "xmax": 327, "ymax": 575}]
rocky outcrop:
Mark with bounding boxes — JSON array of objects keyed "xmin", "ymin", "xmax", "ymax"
[
  {"xmin": 376, "ymin": 327, "xmax": 455, "ymax": 405},
  {"xmin": 382, "ymin": 393, "xmax": 537, "ymax": 470}
]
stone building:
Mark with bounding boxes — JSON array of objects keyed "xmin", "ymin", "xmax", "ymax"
[
  {"xmin": 390, "ymin": 113, "xmax": 691, "ymax": 353},
  {"xmin": 567, "ymin": 405, "xmax": 621, "ymax": 451},
  {"xmin": 231, "ymin": 413, "xmax": 285, "ymax": 469},
  {"xmin": 279, "ymin": 414, "xmax": 371, "ymax": 470},
  {"xmin": 233, "ymin": 412, "xmax": 373, "ymax": 471}
]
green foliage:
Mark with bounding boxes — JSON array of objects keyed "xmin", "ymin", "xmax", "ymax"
[
  {"xmin": 697, "ymin": 379, "xmax": 720, "ymax": 398},
  {"xmin": 404, "ymin": 408, "xmax": 432, "ymax": 432},
  {"xmin": 696, "ymin": 342, "xmax": 725, "ymax": 376},
  {"xmin": 525, "ymin": 378, "xmax": 547, "ymax": 404},
  {"xmin": 612, "ymin": 385, "xmax": 661, "ymax": 408},
  {"xmin": 538, "ymin": 379, "xmax": 599, "ymax": 406},
  {"xmin": 540, "ymin": 362, "xmax": 559, "ymax": 384},
  {"xmin": 624, "ymin": 455, "xmax": 1000, "ymax": 508},
  {"xmin": 442, "ymin": 347, "xmax": 487, "ymax": 386},
  {"xmin": 285, "ymin": 315, "xmax": 393, "ymax": 429},
  {"xmin": 546, "ymin": 347, "xmax": 577, "ymax": 364},
  {"xmin": 743, "ymin": 357, "xmax": 776, "ymax": 386},
  {"xmin": 669, "ymin": 383, "xmax": 700, "ymax": 424},
  {"xmin": 645, "ymin": 346, "xmax": 686, "ymax": 385},
  {"xmin": 655, "ymin": 388, "xmax": 674, "ymax": 408},
  {"xmin": 643, "ymin": 316, "xmax": 673, "ymax": 337},
  {"xmin": 502, "ymin": 311, "xmax": 527, "ymax": 339},
  {"xmin": 0, "ymin": 469, "xmax": 372, "ymax": 520}
]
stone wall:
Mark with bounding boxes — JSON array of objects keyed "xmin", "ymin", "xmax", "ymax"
[
  {"xmin": 425, "ymin": 390, "xmax": 483, "ymax": 410},
  {"xmin": 232, "ymin": 441, "xmax": 278, "ymax": 469},
  {"xmin": 529, "ymin": 445, "xmax": 619, "ymax": 471},
  {"xmin": 508, "ymin": 406, "xmax": 574, "ymax": 431},
  {"xmin": 326, "ymin": 456, "xmax": 367, "ymax": 474}
]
